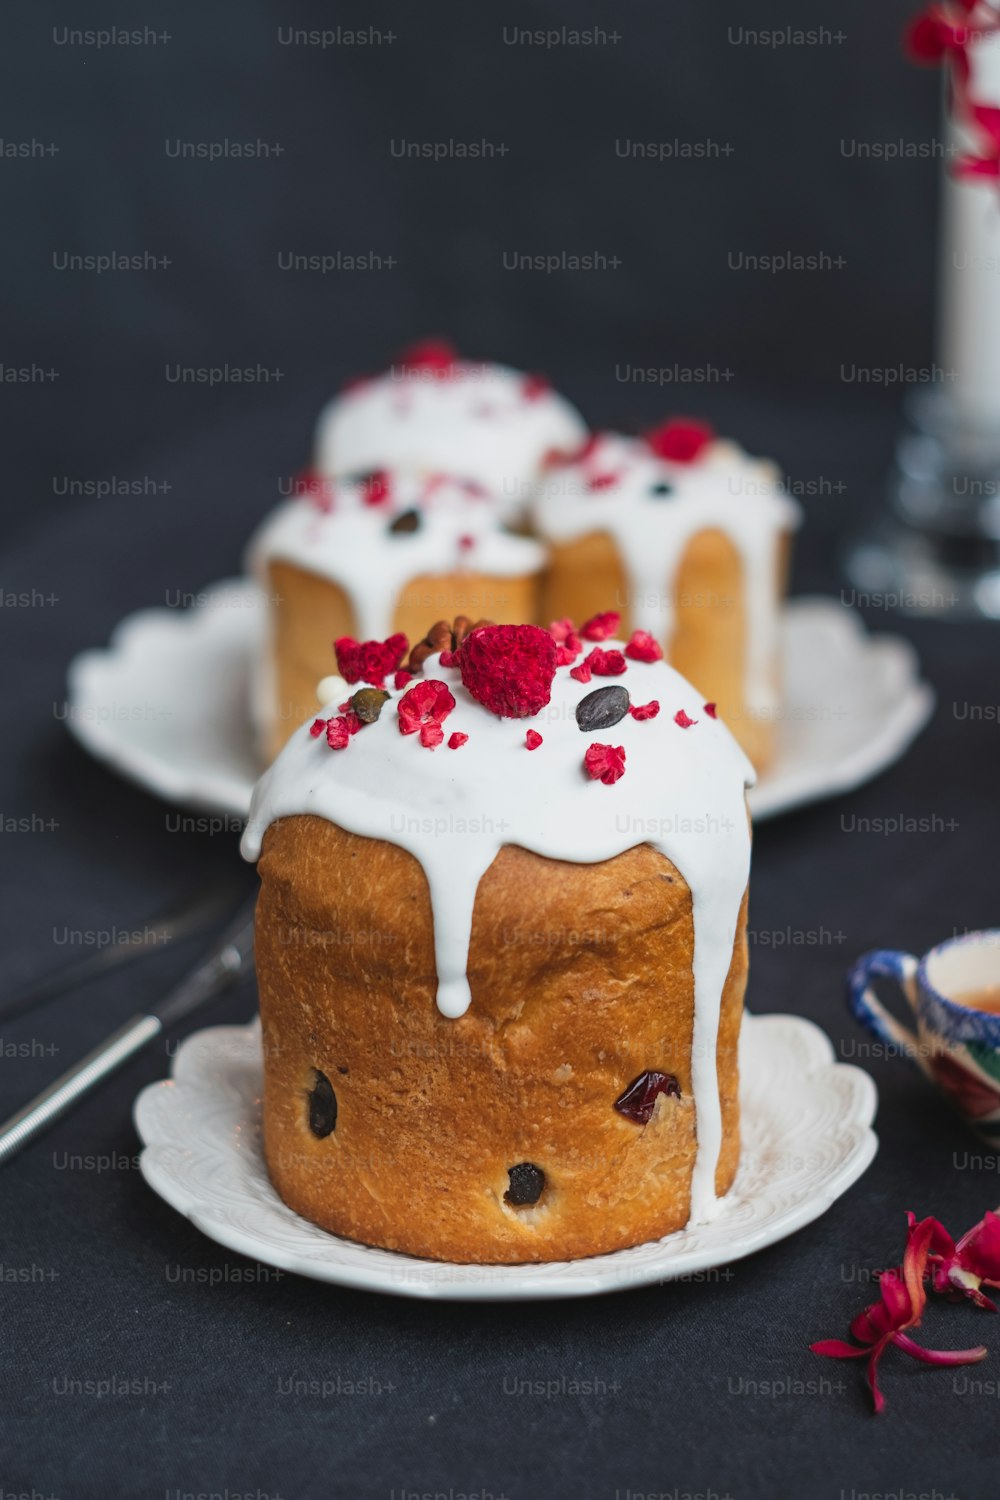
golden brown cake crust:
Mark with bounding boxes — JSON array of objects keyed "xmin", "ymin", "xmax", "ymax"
[
  {"xmin": 264, "ymin": 559, "xmax": 540, "ymax": 757},
  {"xmin": 255, "ymin": 813, "xmax": 748, "ymax": 1264}
]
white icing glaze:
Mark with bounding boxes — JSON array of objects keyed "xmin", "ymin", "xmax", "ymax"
[
  {"xmin": 247, "ymin": 470, "xmax": 546, "ymax": 642},
  {"xmin": 315, "ymin": 359, "xmax": 587, "ymax": 510},
  {"xmin": 241, "ymin": 643, "xmax": 754, "ymax": 1224},
  {"xmin": 533, "ymin": 433, "xmax": 801, "ymax": 713}
]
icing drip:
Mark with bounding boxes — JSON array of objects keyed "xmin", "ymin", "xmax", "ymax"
[
  {"xmin": 533, "ymin": 434, "xmax": 802, "ymax": 714},
  {"xmin": 246, "ymin": 470, "xmax": 545, "ymax": 643},
  {"xmin": 315, "ymin": 359, "xmax": 587, "ymax": 512},
  {"xmin": 241, "ymin": 646, "xmax": 755, "ymax": 1225}
]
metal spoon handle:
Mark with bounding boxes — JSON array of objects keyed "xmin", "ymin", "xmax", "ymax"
[{"xmin": 0, "ymin": 1014, "xmax": 162, "ymax": 1165}]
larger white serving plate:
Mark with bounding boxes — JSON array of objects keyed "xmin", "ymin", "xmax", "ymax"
[
  {"xmin": 134, "ymin": 1012, "xmax": 877, "ymax": 1301},
  {"xmin": 67, "ymin": 582, "xmax": 933, "ymax": 822}
]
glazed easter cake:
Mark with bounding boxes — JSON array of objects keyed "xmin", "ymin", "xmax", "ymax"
[
  {"xmin": 534, "ymin": 420, "xmax": 801, "ymax": 770},
  {"xmin": 314, "ymin": 338, "xmax": 587, "ymax": 512},
  {"xmin": 241, "ymin": 615, "xmax": 754, "ymax": 1264},
  {"xmin": 247, "ymin": 469, "xmax": 546, "ymax": 758}
]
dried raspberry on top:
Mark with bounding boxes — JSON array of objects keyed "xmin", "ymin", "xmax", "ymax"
[
  {"xmin": 645, "ymin": 417, "xmax": 714, "ymax": 465},
  {"xmin": 396, "ymin": 338, "xmax": 458, "ymax": 376},
  {"xmin": 358, "ymin": 469, "xmax": 390, "ymax": 506},
  {"xmin": 583, "ymin": 742, "xmax": 626, "ymax": 785},
  {"xmin": 583, "ymin": 647, "xmax": 626, "ymax": 677},
  {"xmin": 624, "ymin": 630, "xmax": 663, "ymax": 663},
  {"xmin": 334, "ymin": 633, "xmax": 408, "ymax": 687},
  {"xmin": 458, "ymin": 624, "xmax": 557, "ymax": 719},
  {"xmin": 580, "ymin": 611, "xmax": 621, "ymax": 642},
  {"xmin": 397, "ymin": 680, "xmax": 456, "ymax": 737}
]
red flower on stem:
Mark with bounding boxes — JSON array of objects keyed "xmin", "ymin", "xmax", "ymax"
[
  {"xmin": 812, "ymin": 1216, "xmax": 987, "ymax": 1412},
  {"xmin": 917, "ymin": 1209, "xmax": 1000, "ymax": 1310}
]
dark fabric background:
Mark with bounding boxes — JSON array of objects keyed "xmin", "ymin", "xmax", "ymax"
[{"xmin": 2, "ymin": 3, "xmax": 995, "ymax": 1499}]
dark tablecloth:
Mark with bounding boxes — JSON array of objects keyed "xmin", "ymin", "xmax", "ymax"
[{"xmin": 2, "ymin": 392, "xmax": 995, "ymax": 1500}]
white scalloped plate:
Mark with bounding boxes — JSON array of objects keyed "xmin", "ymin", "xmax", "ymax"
[
  {"xmin": 66, "ymin": 582, "xmax": 934, "ymax": 822},
  {"xmin": 134, "ymin": 1013, "xmax": 877, "ymax": 1300}
]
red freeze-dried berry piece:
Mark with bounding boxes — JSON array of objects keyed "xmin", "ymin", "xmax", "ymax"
[
  {"xmin": 397, "ymin": 337, "xmax": 457, "ymax": 375},
  {"xmin": 674, "ymin": 709, "xmax": 698, "ymax": 728},
  {"xmin": 645, "ymin": 417, "xmax": 714, "ymax": 464},
  {"xmin": 522, "ymin": 373, "xmax": 550, "ymax": 401},
  {"xmin": 585, "ymin": 647, "xmax": 626, "ymax": 677},
  {"xmin": 549, "ymin": 617, "xmax": 576, "ymax": 643},
  {"xmin": 341, "ymin": 712, "xmax": 363, "ymax": 736},
  {"xmin": 583, "ymin": 742, "xmax": 626, "ymax": 785},
  {"xmin": 580, "ymin": 611, "xmax": 621, "ymax": 642},
  {"xmin": 420, "ymin": 722, "xmax": 444, "ymax": 748},
  {"xmin": 624, "ymin": 630, "xmax": 663, "ymax": 663},
  {"xmin": 614, "ymin": 1070, "xmax": 681, "ymax": 1124},
  {"xmin": 570, "ymin": 661, "xmax": 592, "ymax": 684},
  {"xmin": 448, "ymin": 731, "xmax": 468, "ymax": 749},
  {"xmin": 394, "ymin": 670, "xmax": 413, "ymax": 690},
  {"xmin": 525, "ymin": 729, "xmax": 543, "ymax": 750},
  {"xmin": 359, "ymin": 470, "xmax": 390, "ymax": 507},
  {"xmin": 438, "ymin": 649, "xmax": 458, "ymax": 667},
  {"xmin": 458, "ymin": 624, "xmax": 557, "ymax": 719},
  {"xmin": 630, "ymin": 700, "xmax": 660, "ymax": 721},
  {"xmin": 335, "ymin": 633, "xmax": 408, "ymax": 687},
  {"xmin": 555, "ymin": 641, "xmax": 582, "ymax": 667},
  {"xmin": 587, "ymin": 472, "xmax": 619, "ymax": 491},
  {"xmin": 397, "ymin": 679, "xmax": 456, "ymax": 736},
  {"xmin": 309, "ymin": 718, "xmax": 326, "ymax": 738},
  {"xmin": 325, "ymin": 717, "xmax": 351, "ymax": 750},
  {"xmin": 704, "ymin": 701, "xmax": 718, "ymax": 718}
]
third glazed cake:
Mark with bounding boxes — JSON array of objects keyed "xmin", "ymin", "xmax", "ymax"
[
  {"xmin": 533, "ymin": 419, "xmax": 800, "ymax": 770},
  {"xmin": 247, "ymin": 469, "xmax": 545, "ymax": 757},
  {"xmin": 241, "ymin": 617, "xmax": 754, "ymax": 1264}
]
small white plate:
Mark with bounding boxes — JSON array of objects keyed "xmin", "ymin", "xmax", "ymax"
[
  {"xmin": 134, "ymin": 1012, "xmax": 877, "ymax": 1301},
  {"xmin": 66, "ymin": 582, "xmax": 934, "ymax": 822}
]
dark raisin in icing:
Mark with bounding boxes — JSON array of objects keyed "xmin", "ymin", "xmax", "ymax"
[{"xmin": 389, "ymin": 508, "xmax": 421, "ymax": 534}]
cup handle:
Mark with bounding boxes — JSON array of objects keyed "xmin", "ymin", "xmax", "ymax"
[{"xmin": 847, "ymin": 949, "xmax": 922, "ymax": 1064}]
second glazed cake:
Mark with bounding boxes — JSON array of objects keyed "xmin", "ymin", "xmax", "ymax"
[
  {"xmin": 247, "ymin": 469, "xmax": 545, "ymax": 758},
  {"xmin": 533, "ymin": 420, "xmax": 800, "ymax": 770}
]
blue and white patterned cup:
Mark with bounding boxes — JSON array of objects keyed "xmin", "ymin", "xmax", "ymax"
[{"xmin": 848, "ymin": 931, "xmax": 1000, "ymax": 1141}]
